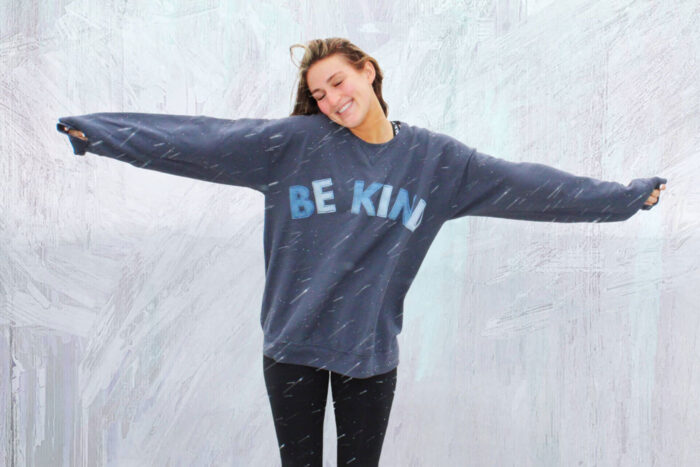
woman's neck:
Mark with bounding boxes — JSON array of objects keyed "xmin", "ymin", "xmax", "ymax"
[{"xmin": 349, "ymin": 100, "xmax": 394, "ymax": 144}]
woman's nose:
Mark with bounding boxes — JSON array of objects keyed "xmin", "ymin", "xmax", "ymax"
[{"xmin": 328, "ymin": 91, "xmax": 342, "ymax": 109}]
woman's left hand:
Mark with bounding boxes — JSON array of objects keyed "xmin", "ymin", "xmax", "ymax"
[{"xmin": 644, "ymin": 184, "xmax": 666, "ymax": 207}]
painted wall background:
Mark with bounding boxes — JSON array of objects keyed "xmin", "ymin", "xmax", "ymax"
[{"xmin": 1, "ymin": 0, "xmax": 697, "ymax": 465}]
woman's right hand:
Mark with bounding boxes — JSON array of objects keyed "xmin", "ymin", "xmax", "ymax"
[{"xmin": 67, "ymin": 129, "xmax": 87, "ymax": 141}]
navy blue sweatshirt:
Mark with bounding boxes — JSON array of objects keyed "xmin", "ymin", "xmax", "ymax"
[{"xmin": 57, "ymin": 112, "xmax": 666, "ymax": 377}]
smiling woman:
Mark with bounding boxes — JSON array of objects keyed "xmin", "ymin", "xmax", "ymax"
[
  {"xmin": 56, "ymin": 36, "xmax": 667, "ymax": 467},
  {"xmin": 289, "ymin": 38, "xmax": 397, "ymax": 145}
]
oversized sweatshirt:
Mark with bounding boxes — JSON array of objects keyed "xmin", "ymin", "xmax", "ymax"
[{"xmin": 56, "ymin": 112, "xmax": 666, "ymax": 378}]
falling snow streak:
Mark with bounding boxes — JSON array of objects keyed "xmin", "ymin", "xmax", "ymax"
[{"xmin": 288, "ymin": 287, "xmax": 310, "ymax": 305}]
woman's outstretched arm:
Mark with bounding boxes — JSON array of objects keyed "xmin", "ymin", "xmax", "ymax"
[
  {"xmin": 446, "ymin": 145, "xmax": 667, "ymax": 223},
  {"xmin": 57, "ymin": 112, "xmax": 296, "ymax": 192}
]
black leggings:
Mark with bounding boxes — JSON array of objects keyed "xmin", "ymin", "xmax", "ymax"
[{"xmin": 263, "ymin": 354, "xmax": 398, "ymax": 467}]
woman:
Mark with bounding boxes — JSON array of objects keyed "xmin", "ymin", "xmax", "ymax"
[{"xmin": 58, "ymin": 37, "xmax": 666, "ymax": 467}]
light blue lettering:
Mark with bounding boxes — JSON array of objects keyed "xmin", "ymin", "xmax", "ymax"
[
  {"xmin": 351, "ymin": 181, "xmax": 383, "ymax": 216},
  {"xmin": 289, "ymin": 178, "xmax": 426, "ymax": 232},
  {"xmin": 388, "ymin": 189, "xmax": 426, "ymax": 231},
  {"xmin": 376, "ymin": 185, "xmax": 393, "ymax": 217},
  {"xmin": 312, "ymin": 178, "xmax": 336, "ymax": 214},
  {"xmin": 289, "ymin": 185, "xmax": 315, "ymax": 219}
]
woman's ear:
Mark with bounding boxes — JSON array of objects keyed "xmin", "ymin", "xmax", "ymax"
[{"xmin": 364, "ymin": 61, "xmax": 376, "ymax": 84}]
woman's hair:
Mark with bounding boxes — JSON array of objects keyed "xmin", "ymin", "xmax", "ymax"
[{"xmin": 288, "ymin": 37, "xmax": 389, "ymax": 117}]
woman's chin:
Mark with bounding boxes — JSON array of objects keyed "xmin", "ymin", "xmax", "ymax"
[
  {"xmin": 336, "ymin": 117, "xmax": 359, "ymax": 128},
  {"xmin": 325, "ymin": 112, "xmax": 359, "ymax": 129}
]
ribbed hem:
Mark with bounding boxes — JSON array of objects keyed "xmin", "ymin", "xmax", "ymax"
[{"xmin": 263, "ymin": 338, "xmax": 399, "ymax": 379}]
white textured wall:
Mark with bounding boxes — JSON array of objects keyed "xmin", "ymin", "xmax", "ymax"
[{"xmin": 1, "ymin": 0, "xmax": 697, "ymax": 466}]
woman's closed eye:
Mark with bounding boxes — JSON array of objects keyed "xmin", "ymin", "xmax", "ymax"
[{"xmin": 316, "ymin": 80, "xmax": 344, "ymax": 101}]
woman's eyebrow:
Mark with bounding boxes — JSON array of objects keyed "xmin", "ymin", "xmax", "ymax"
[{"xmin": 310, "ymin": 71, "xmax": 343, "ymax": 94}]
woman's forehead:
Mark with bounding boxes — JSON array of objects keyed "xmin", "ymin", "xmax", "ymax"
[
  {"xmin": 311, "ymin": 55, "xmax": 353, "ymax": 75},
  {"xmin": 308, "ymin": 57, "xmax": 351, "ymax": 90}
]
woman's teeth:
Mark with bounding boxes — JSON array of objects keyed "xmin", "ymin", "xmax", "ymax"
[{"xmin": 338, "ymin": 100, "xmax": 352, "ymax": 115}]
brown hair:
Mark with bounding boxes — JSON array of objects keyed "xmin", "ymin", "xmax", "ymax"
[{"xmin": 288, "ymin": 38, "xmax": 389, "ymax": 117}]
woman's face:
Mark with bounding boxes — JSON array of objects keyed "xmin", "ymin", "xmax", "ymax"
[{"xmin": 306, "ymin": 54, "xmax": 375, "ymax": 129}]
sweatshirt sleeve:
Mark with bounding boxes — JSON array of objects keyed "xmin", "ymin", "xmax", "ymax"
[
  {"xmin": 447, "ymin": 145, "xmax": 667, "ymax": 223},
  {"xmin": 56, "ymin": 112, "xmax": 292, "ymax": 192}
]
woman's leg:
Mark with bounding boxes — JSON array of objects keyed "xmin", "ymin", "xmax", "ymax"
[
  {"xmin": 331, "ymin": 365, "xmax": 398, "ymax": 466},
  {"xmin": 262, "ymin": 354, "xmax": 330, "ymax": 467}
]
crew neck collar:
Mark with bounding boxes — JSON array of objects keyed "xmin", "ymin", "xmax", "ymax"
[
  {"xmin": 316, "ymin": 114, "xmax": 408, "ymax": 165},
  {"xmin": 332, "ymin": 118, "xmax": 406, "ymax": 149}
]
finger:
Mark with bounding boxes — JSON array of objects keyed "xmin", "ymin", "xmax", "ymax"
[{"xmin": 69, "ymin": 130, "xmax": 86, "ymax": 140}]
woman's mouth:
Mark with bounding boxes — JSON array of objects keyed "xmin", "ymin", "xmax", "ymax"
[{"xmin": 337, "ymin": 100, "xmax": 353, "ymax": 116}]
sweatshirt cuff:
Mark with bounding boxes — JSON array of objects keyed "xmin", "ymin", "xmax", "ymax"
[{"xmin": 56, "ymin": 121, "xmax": 88, "ymax": 155}]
